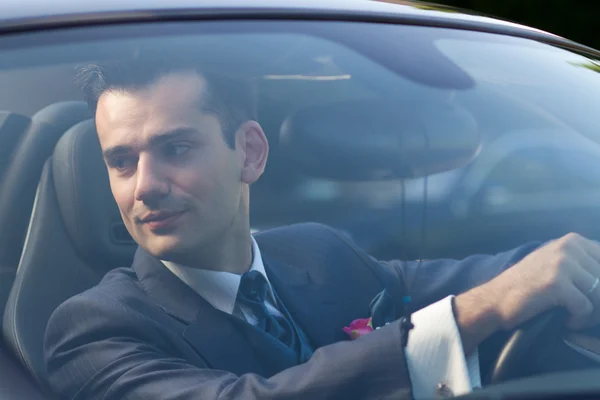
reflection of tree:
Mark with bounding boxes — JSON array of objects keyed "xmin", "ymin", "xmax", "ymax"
[
  {"xmin": 372, "ymin": 0, "xmax": 414, "ymax": 4},
  {"xmin": 374, "ymin": 0, "xmax": 459, "ymax": 13},
  {"xmin": 412, "ymin": 4, "xmax": 460, "ymax": 13},
  {"xmin": 433, "ymin": 0, "xmax": 600, "ymax": 49},
  {"xmin": 569, "ymin": 60, "xmax": 600, "ymax": 73}
]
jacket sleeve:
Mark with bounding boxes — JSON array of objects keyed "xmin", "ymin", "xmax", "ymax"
[
  {"xmin": 379, "ymin": 241, "xmax": 542, "ymax": 311},
  {"xmin": 44, "ymin": 291, "xmax": 413, "ymax": 400},
  {"xmin": 318, "ymin": 222, "xmax": 541, "ymax": 313}
]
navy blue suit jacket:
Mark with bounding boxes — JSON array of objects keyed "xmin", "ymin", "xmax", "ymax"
[{"xmin": 44, "ymin": 223, "xmax": 539, "ymax": 400}]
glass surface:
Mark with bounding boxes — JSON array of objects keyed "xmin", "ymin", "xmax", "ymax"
[{"xmin": 1, "ymin": 19, "xmax": 600, "ymax": 394}]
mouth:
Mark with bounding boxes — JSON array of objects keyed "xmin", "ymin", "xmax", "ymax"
[{"xmin": 140, "ymin": 210, "xmax": 187, "ymax": 232}]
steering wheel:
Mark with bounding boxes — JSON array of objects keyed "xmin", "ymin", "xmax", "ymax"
[{"xmin": 486, "ymin": 310, "xmax": 568, "ymax": 384}]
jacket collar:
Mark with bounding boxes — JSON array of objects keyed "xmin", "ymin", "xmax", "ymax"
[
  {"xmin": 132, "ymin": 247, "xmax": 204, "ymax": 324},
  {"xmin": 131, "ymin": 243, "xmax": 314, "ymax": 376},
  {"xmin": 131, "ymin": 240, "xmax": 311, "ymax": 325},
  {"xmin": 160, "ymin": 237, "xmax": 279, "ymax": 316}
]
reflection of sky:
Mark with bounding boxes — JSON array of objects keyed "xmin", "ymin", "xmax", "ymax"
[
  {"xmin": 296, "ymin": 168, "xmax": 464, "ymax": 206},
  {"xmin": 436, "ymin": 37, "xmax": 590, "ymax": 87},
  {"xmin": 555, "ymin": 150, "xmax": 600, "ymax": 183},
  {"xmin": 437, "ymin": 36, "xmax": 600, "ymax": 143},
  {"xmin": 402, "ymin": 170, "xmax": 463, "ymax": 201},
  {"xmin": 292, "ymin": 33, "xmax": 600, "ymax": 209},
  {"xmin": 295, "ymin": 148, "xmax": 600, "ymax": 207}
]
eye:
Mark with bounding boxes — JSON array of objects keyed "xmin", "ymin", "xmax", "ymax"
[
  {"xmin": 163, "ymin": 143, "xmax": 191, "ymax": 158},
  {"xmin": 109, "ymin": 156, "xmax": 136, "ymax": 172}
]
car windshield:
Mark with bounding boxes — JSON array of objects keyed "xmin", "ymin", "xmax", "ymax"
[{"xmin": 2, "ymin": 17, "xmax": 600, "ymax": 399}]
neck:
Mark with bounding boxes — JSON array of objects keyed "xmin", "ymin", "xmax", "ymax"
[
  {"xmin": 203, "ymin": 227, "xmax": 253, "ymax": 275},
  {"xmin": 208, "ymin": 191, "xmax": 253, "ymax": 275},
  {"xmin": 176, "ymin": 204, "xmax": 253, "ymax": 274},
  {"xmin": 177, "ymin": 222, "xmax": 252, "ymax": 275},
  {"xmin": 166, "ymin": 190, "xmax": 253, "ymax": 274}
]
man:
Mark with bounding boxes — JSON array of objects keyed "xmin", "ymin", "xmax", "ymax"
[{"xmin": 44, "ymin": 58, "xmax": 600, "ymax": 400}]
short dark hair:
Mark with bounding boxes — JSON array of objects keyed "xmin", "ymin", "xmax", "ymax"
[{"xmin": 75, "ymin": 57, "xmax": 258, "ymax": 148}]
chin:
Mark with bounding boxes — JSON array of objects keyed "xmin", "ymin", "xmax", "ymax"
[{"xmin": 141, "ymin": 235, "xmax": 188, "ymax": 262}]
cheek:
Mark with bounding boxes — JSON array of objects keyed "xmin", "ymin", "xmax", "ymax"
[
  {"xmin": 181, "ymin": 162, "xmax": 237, "ymax": 207},
  {"xmin": 179, "ymin": 171, "xmax": 216, "ymax": 202},
  {"xmin": 170, "ymin": 148, "xmax": 241, "ymax": 208},
  {"xmin": 110, "ymin": 178, "xmax": 135, "ymax": 217},
  {"xmin": 192, "ymin": 152, "xmax": 230, "ymax": 187}
]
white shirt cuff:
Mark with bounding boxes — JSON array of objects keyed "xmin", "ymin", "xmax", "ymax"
[{"xmin": 404, "ymin": 295, "xmax": 481, "ymax": 399}]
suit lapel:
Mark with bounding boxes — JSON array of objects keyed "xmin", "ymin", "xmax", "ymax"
[
  {"xmin": 132, "ymin": 248, "xmax": 302, "ymax": 377},
  {"xmin": 256, "ymin": 226, "xmax": 389, "ymax": 349},
  {"xmin": 132, "ymin": 248, "xmax": 203, "ymax": 323},
  {"xmin": 132, "ymin": 248, "xmax": 265, "ymax": 376},
  {"xmin": 182, "ymin": 304, "xmax": 271, "ymax": 376},
  {"xmin": 261, "ymin": 252, "xmax": 350, "ymax": 348},
  {"xmin": 218, "ymin": 317, "xmax": 300, "ymax": 376}
]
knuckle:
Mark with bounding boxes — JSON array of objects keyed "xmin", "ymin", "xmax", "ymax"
[
  {"xmin": 566, "ymin": 232, "xmax": 582, "ymax": 240},
  {"xmin": 555, "ymin": 241, "xmax": 575, "ymax": 255},
  {"xmin": 562, "ymin": 232, "xmax": 582, "ymax": 245},
  {"xmin": 552, "ymin": 233, "xmax": 579, "ymax": 253}
]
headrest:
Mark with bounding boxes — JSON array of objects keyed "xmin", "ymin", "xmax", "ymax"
[
  {"xmin": 0, "ymin": 111, "xmax": 30, "ymax": 137},
  {"xmin": 279, "ymin": 99, "xmax": 480, "ymax": 180},
  {"xmin": 51, "ymin": 120, "xmax": 135, "ymax": 271},
  {"xmin": 32, "ymin": 101, "xmax": 91, "ymax": 133},
  {"xmin": 0, "ymin": 111, "xmax": 31, "ymax": 178},
  {"xmin": 0, "ymin": 103, "xmax": 90, "ymax": 268}
]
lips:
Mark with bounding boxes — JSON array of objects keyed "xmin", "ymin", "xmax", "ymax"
[{"xmin": 140, "ymin": 210, "xmax": 186, "ymax": 231}]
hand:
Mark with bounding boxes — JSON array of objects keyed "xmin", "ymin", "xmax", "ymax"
[{"xmin": 454, "ymin": 233, "xmax": 600, "ymax": 354}]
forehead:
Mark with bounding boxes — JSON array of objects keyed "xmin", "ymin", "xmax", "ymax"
[{"xmin": 95, "ymin": 71, "xmax": 211, "ymax": 148}]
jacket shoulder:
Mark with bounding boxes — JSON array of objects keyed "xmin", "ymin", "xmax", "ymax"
[
  {"xmin": 254, "ymin": 222, "xmax": 357, "ymax": 251},
  {"xmin": 78, "ymin": 266, "xmax": 146, "ymax": 306},
  {"xmin": 45, "ymin": 267, "xmax": 158, "ymax": 336}
]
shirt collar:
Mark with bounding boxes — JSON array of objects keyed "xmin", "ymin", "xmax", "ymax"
[{"xmin": 161, "ymin": 236, "xmax": 275, "ymax": 315}]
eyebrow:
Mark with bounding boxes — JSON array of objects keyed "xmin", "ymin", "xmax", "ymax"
[{"xmin": 102, "ymin": 127, "xmax": 199, "ymax": 160}]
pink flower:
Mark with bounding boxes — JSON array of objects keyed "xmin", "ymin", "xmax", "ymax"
[{"xmin": 343, "ymin": 317, "xmax": 374, "ymax": 339}]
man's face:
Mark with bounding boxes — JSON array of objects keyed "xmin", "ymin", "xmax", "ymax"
[{"xmin": 96, "ymin": 71, "xmax": 267, "ymax": 262}]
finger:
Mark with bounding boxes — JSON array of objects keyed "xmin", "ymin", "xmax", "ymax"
[
  {"xmin": 571, "ymin": 241, "xmax": 600, "ymax": 306},
  {"xmin": 560, "ymin": 239, "xmax": 600, "ymax": 286},
  {"xmin": 572, "ymin": 259, "xmax": 600, "ymax": 327},
  {"xmin": 587, "ymin": 302, "xmax": 600, "ymax": 328},
  {"xmin": 570, "ymin": 263, "xmax": 600, "ymax": 309},
  {"xmin": 576, "ymin": 235, "xmax": 600, "ymax": 267},
  {"xmin": 570, "ymin": 261, "xmax": 596, "ymax": 291},
  {"xmin": 561, "ymin": 283, "xmax": 594, "ymax": 329},
  {"xmin": 563, "ymin": 258, "xmax": 600, "ymax": 328}
]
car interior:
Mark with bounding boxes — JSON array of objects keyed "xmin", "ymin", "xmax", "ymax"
[
  {"xmin": 1, "ymin": 20, "xmax": 600, "ymax": 399},
  {"xmin": 0, "ymin": 95, "xmax": 478, "ymax": 400},
  {"xmin": 0, "ymin": 99, "xmax": 94, "ymax": 397}
]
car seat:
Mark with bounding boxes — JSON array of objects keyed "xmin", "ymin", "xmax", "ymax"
[{"xmin": 2, "ymin": 119, "xmax": 136, "ymax": 388}]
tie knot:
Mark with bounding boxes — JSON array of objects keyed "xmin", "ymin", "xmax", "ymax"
[{"xmin": 238, "ymin": 270, "xmax": 268, "ymax": 303}]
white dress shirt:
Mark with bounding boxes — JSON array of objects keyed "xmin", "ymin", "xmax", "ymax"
[
  {"xmin": 162, "ymin": 237, "xmax": 481, "ymax": 398},
  {"xmin": 162, "ymin": 237, "xmax": 283, "ymax": 325}
]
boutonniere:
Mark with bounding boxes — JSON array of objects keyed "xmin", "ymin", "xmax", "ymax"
[
  {"xmin": 342, "ymin": 317, "xmax": 374, "ymax": 339},
  {"xmin": 343, "ymin": 289, "xmax": 414, "ymax": 345}
]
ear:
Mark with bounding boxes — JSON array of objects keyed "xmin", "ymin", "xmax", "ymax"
[{"xmin": 235, "ymin": 121, "xmax": 269, "ymax": 184}]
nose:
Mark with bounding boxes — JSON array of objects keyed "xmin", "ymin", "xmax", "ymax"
[{"xmin": 134, "ymin": 154, "xmax": 169, "ymax": 203}]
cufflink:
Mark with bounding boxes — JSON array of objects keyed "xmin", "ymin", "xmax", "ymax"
[{"xmin": 436, "ymin": 383, "xmax": 453, "ymax": 398}]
